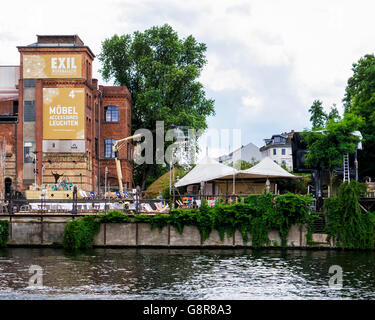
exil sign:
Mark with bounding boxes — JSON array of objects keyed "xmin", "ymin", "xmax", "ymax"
[
  {"xmin": 23, "ymin": 54, "xmax": 82, "ymax": 78},
  {"xmin": 51, "ymin": 57, "xmax": 77, "ymax": 74}
]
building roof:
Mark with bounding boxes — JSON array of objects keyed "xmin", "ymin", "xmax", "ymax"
[
  {"xmin": 238, "ymin": 157, "xmax": 299, "ymax": 179},
  {"xmin": 17, "ymin": 34, "xmax": 95, "ymax": 58},
  {"xmin": 260, "ymin": 131, "xmax": 294, "ymax": 151},
  {"xmin": 217, "ymin": 142, "xmax": 262, "ymax": 163},
  {"xmin": 175, "ymin": 156, "xmax": 238, "ymax": 187}
]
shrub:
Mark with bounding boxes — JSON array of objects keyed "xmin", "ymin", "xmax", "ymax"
[
  {"xmin": 97, "ymin": 210, "xmax": 130, "ymax": 223},
  {"xmin": 134, "ymin": 214, "xmax": 171, "ymax": 232},
  {"xmin": 273, "ymin": 193, "xmax": 314, "ymax": 246},
  {"xmin": 63, "ymin": 216, "xmax": 100, "ymax": 251},
  {"xmin": 0, "ymin": 220, "xmax": 9, "ymax": 247},
  {"xmin": 324, "ymin": 181, "xmax": 375, "ymax": 249}
]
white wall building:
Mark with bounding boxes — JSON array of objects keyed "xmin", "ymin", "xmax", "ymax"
[
  {"xmin": 260, "ymin": 132, "xmax": 294, "ymax": 170},
  {"xmin": 217, "ymin": 142, "xmax": 262, "ymax": 167}
]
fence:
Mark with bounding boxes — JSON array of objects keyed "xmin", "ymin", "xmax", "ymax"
[{"xmin": 0, "ymin": 197, "xmax": 169, "ymax": 215}]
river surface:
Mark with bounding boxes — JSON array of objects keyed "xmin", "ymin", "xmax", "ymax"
[{"xmin": 0, "ymin": 247, "xmax": 374, "ymax": 300}]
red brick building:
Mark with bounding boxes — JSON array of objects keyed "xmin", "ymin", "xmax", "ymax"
[{"xmin": 0, "ymin": 35, "xmax": 132, "ymax": 198}]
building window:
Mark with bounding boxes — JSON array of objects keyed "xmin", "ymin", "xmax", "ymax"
[
  {"xmin": 273, "ymin": 149, "xmax": 276, "ymax": 155},
  {"xmin": 105, "ymin": 106, "xmax": 119, "ymax": 122},
  {"xmin": 24, "ymin": 142, "xmax": 35, "ymax": 163},
  {"xmin": 95, "ymin": 138, "xmax": 98, "ymax": 159},
  {"xmin": 104, "ymin": 139, "xmax": 116, "ymax": 158},
  {"xmin": 23, "ymin": 79, "xmax": 36, "ymax": 88},
  {"xmin": 24, "ymin": 100, "xmax": 35, "ymax": 122},
  {"xmin": 282, "ymin": 148, "xmax": 286, "ymax": 155}
]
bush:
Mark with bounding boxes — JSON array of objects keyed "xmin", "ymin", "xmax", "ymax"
[
  {"xmin": 0, "ymin": 220, "xmax": 9, "ymax": 247},
  {"xmin": 62, "ymin": 193, "xmax": 316, "ymax": 250},
  {"xmin": 134, "ymin": 193, "xmax": 314, "ymax": 247},
  {"xmin": 63, "ymin": 216, "xmax": 100, "ymax": 251},
  {"xmin": 63, "ymin": 210, "xmax": 131, "ymax": 251},
  {"xmin": 324, "ymin": 181, "xmax": 375, "ymax": 249},
  {"xmin": 134, "ymin": 214, "xmax": 171, "ymax": 232},
  {"xmin": 274, "ymin": 193, "xmax": 315, "ymax": 246},
  {"xmin": 97, "ymin": 210, "xmax": 130, "ymax": 223}
]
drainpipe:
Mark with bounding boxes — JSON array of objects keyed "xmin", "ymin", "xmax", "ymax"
[{"xmin": 97, "ymin": 88, "xmax": 102, "ymax": 195}]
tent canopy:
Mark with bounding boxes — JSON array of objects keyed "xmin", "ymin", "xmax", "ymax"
[
  {"xmin": 174, "ymin": 156, "xmax": 238, "ymax": 187},
  {"xmin": 238, "ymin": 157, "xmax": 300, "ymax": 179}
]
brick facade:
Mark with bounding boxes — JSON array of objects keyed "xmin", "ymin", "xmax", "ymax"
[{"xmin": 0, "ymin": 35, "xmax": 132, "ymax": 197}]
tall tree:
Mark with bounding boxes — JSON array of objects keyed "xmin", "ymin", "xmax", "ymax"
[
  {"xmin": 99, "ymin": 24, "xmax": 215, "ymax": 189},
  {"xmin": 327, "ymin": 104, "xmax": 341, "ymax": 122},
  {"xmin": 302, "ymin": 113, "xmax": 363, "ymax": 194},
  {"xmin": 343, "ymin": 54, "xmax": 375, "ymax": 178},
  {"xmin": 308, "ymin": 99, "xmax": 326, "ymax": 130}
]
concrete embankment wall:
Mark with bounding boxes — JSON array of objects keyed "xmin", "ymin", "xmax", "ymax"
[{"xmin": 0, "ymin": 217, "xmax": 334, "ymax": 248}]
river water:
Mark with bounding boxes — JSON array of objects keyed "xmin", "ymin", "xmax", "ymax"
[{"xmin": 0, "ymin": 247, "xmax": 374, "ymax": 300}]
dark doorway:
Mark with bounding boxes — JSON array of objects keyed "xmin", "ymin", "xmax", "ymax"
[{"xmin": 4, "ymin": 178, "xmax": 12, "ymax": 200}]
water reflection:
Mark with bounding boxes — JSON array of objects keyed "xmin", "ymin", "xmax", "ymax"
[{"xmin": 0, "ymin": 248, "xmax": 375, "ymax": 299}]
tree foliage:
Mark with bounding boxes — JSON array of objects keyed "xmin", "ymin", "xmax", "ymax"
[
  {"xmin": 228, "ymin": 159, "xmax": 259, "ymax": 170},
  {"xmin": 309, "ymin": 99, "xmax": 326, "ymax": 130},
  {"xmin": 99, "ymin": 24, "xmax": 215, "ymax": 189},
  {"xmin": 324, "ymin": 181, "xmax": 375, "ymax": 249},
  {"xmin": 343, "ymin": 54, "xmax": 375, "ymax": 178},
  {"xmin": 302, "ymin": 113, "xmax": 363, "ymax": 192}
]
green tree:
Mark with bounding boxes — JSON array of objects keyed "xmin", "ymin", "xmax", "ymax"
[
  {"xmin": 99, "ymin": 24, "xmax": 215, "ymax": 189},
  {"xmin": 229, "ymin": 159, "xmax": 259, "ymax": 170},
  {"xmin": 343, "ymin": 54, "xmax": 375, "ymax": 178},
  {"xmin": 308, "ymin": 99, "xmax": 326, "ymax": 130},
  {"xmin": 302, "ymin": 113, "xmax": 363, "ymax": 195},
  {"xmin": 327, "ymin": 104, "xmax": 341, "ymax": 122}
]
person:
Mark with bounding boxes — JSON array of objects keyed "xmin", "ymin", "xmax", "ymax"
[{"xmin": 5, "ymin": 200, "xmax": 9, "ymax": 213}]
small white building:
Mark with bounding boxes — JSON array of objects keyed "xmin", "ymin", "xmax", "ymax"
[
  {"xmin": 260, "ymin": 132, "xmax": 294, "ymax": 170},
  {"xmin": 217, "ymin": 142, "xmax": 262, "ymax": 167}
]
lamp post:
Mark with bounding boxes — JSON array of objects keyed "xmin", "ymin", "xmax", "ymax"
[
  {"xmin": 104, "ymin": 166, "xmax": 108, "ymax": 199},
  {"xmin": 136, "ymin": 185, "xmax": 140, "ymax": 214},
  {"xmin": 266, "ymin": 178, "xmax": 270, "ymax": 193},
  {"xmin": 355, "ymin": 149, "xmax": 359, "ymax": 181}
]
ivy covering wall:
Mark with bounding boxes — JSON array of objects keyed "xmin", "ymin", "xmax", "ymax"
[
  {"xmin": 0, "ymin": 220, "xmax": 9, "ymax": 247},
  {"xmin": 63, "ymin": 193, "xmax": 315, "ymax": 251},
  {"xmin": 324, "ymin": 181, "xmax": 375, "ymax": 249}
]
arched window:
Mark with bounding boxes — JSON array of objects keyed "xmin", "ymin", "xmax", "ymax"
[{"xmin": 105, "ymin": 106, "xmax": 119, "ymax": 122}]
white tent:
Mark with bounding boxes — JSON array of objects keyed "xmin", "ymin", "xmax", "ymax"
[
  {"xmin": 238, "ymin": 157, "xmax": 300, "ymax": 179},
  {"xmin": 174, "ymin": 156, "xmax": 238, "ymax": 187}
]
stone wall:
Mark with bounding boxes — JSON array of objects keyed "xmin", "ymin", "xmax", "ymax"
[{"xmin": 0, "ymin": 218, "xmax": 334, "ymax": 248}]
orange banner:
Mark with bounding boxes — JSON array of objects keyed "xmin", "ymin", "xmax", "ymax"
[
  {"xmin": 43, "ymin": 88, "xmax": 85, "ymax": 140},
  {"xmin": 23, "ymin": 54, "xmax": 82, "ymax": 79}
]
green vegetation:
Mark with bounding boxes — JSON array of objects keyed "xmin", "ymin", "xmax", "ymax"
[
  {"xmin": 63, "ymin": 216, "xmax": 100, "ymax": 251},
  {"xmin": 344, "ymin": 54, "xmax": 375, "ymax": 179},
  {"xmin": 135, "ymin": 193, "xmax": 314, "ymax": 247},
  {"xmin": 99, "ymin": 24, "xmax": 215, "ymax": 189},
  {"xmin": 302, "ymin": 113, "xmax": 363, "ymax": 194},
  {"xmin": 97, "ymin": 210, "xmax": 131, "ymax": 223},
  {"xmin": 228, "ymin": 159, "xmax": 259, "ymax": 170},
  {"xmin": 324, "ymin": 181, "xmax": 375, "ymax": 249},
  {"xmin": 0, "ymin": 221, "xmax": 9, "ymax": 247},
  {"xmin": 63, "ymin": 210, "xmax": 131, "ymax": 250},
  {"xmin": 63, "ymin": 194, "xmax": 314, "ymax": 251},
  {"xmin": 274, "ymin": 193, "xmax": 316, "ymax": 246},
  {"xmin": 62, "ymin": 193, "xmax": 315, "ymax": 251}
]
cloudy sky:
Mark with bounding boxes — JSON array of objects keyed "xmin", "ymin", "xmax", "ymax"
[{"xmin": 2, "ymin": 0, "xmax": 375, "ymax": 158}]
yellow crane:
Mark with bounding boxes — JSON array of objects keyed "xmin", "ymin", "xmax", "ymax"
[{"xmin": 112, "ymin": 133, "xmax": 143, "ymax": 194}]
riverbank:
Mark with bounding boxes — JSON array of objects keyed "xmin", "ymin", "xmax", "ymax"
[{"xmin": 0, "ymin": 217, "xmax": 333, "ymax": 249}]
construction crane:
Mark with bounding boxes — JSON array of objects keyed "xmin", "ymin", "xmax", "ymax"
[{"xmin": 112, "ymin": 133, "xmax": 143, "ymax": 194}]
